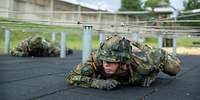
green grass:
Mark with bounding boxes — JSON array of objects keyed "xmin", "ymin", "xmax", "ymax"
[
  {"xmin": 144, "ymin": 37, "xmax": 200, "ymax": 47},
  {"xmin": 144, "ymin": 37, "xmax": 158, "ymax": 47},
  {"xmin": 176, "ymin": 37, "xmax": 200, "ymax": 47}
]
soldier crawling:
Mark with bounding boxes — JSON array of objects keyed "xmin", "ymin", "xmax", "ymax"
[
  {"xmin": 67, "ymin": 35, "xmax": 181, "ymax": 90},
  {"xmin": 10, "ymin": 35, "xmax": 73, "ymax": 57}
]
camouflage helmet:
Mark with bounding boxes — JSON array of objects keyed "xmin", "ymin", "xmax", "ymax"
[
  {"xmin": 97, "ymin": 35, "xmax": 132, "ymax": 63},
  {"xmin": 29, "ymin": 35, "xmax": 49, "ymax": 49}
]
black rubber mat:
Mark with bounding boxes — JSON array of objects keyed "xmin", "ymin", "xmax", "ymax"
[{"xmin": 0, "ymin": 52, "xmax": 200, "ymax": 100}]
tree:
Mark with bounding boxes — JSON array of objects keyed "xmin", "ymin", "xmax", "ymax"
[
  {"xmin": 184, "ymin": 0, "xmax": 200, "ymax": 10},
  {"xmin": 181, "ymin": 0, "xmax": 200, "ymax": 26},
  {"xmin": 144, "ymin": 0, "xmax": 170, "ymax": 12},
  {"xmin": 119, "ymin": 0, "xmax": 143, "ymax": 11}
]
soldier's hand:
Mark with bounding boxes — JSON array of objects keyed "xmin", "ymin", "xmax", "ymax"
[
  {"xmin": 103, "ymin": 79, "xmax": 120, "ymax": 90},
  {"xmin": 91, "ymin": 79, "xmax": 120, "ymax": 90}
]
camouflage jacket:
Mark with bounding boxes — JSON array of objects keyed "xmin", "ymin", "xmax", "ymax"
[
  {"xmin": 10, "ymin": 36, "xmax": 60, "ymax": 57},
  {"xmin": 67, "ymin": 40, "xmax": 181, "ymax": 88}
]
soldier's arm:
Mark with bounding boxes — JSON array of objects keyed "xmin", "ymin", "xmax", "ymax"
[
  {"xmin": 130, "ymin": 40, "xmax": 154, "ymax": 63},
  {"xmin": 67, "ymin": 50, "xmax": 99, "ymax": 88},
  {"xmin": 130, "ymin": 54, "xmax": 155, "ymax": 75},
  {"xmin": 130, "ymin": 40, "xmax": 156, "ymax": 71},
  {"xmin": 136, "ymin": 63, "xmax": 156, "ymax": 75},
  {"xmin": 67, "ymin": 62, "xmax": 96, "ymax": 88},
  {"xmin": 67, "ymin": 63, "xmax": 119, "ymax": 90}
]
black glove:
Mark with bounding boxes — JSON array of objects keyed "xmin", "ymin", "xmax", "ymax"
[{"xmin": 91, "ymin": 79, "xmax": 120, "ymax": 90}]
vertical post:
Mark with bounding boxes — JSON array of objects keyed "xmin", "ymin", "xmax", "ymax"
[
  {"xmin": 98, "ymin": 11, "xmax": 102, "ymax": 23},
  {"xmin": 133, "ymin": 16, "xmax": 140, "ymax": 42},
  {"xmin": 135, "ymin": 16, "xmax": 139, "ymax": 25},
  {"xmin": 51, "ymin": 32, "xmax": 56, "ymax": 41},
  {"xmin": 172, "ymin": 12, "xmax": 177, "ymax": 56},
  {"xmin": 172, "ymin": 35, "xmax": 177, "ymax": 56},
  {"xmin": 5, "ymin": 29, "xmax": 10, "ymax": 54},
  {"xmin": 82, "ymin": 25, "xmax": 92, "ymax": 63},
  {"xmin": 49, "ymin": 0, "xmax": 54, "ymax": 22},
  {"xmin": 157, "ymin": 14, "xmax": 163, "ymax": 49},
  {"xmin": 99, "ymin": 32, "xmax": 105, "ymax": 43},
  {"xmin": 114, "ymin": 14, "xmax": 117, "ymax": 31},
  {"xmin": 77, "ymin": 4, "xmax": 81, "ymax": 22},
  {"xmin": 60, "ymin": 32, "xmax": 66, "ymax": 58},
  {"xmin": 114, "ymin": 14, "xmax": 117, "ymax": 24},
  {"xmin": 132, "ymin": 32, "xmax": 139, "ymax": 42},
  {"xmin": 6, "ymin": 0, "xmax": 14, "ymax": 18},
  {"xmin": 158, "ymin": 34, "xmax": 163, "ymax": 49},
  {"xmin": 97, "ymin": 10, "xmax": 102, "ymax": 30},
  {"xmin": 50, "ymin": 0, "xmax": 54, "ymax": 11},
  {"xmin": 126, "ymin": 14, "xmax": 129, "ymax": 24},
  {"xmin": 24, "ymin": 1, "xmax": 30, "ymax": 18}
]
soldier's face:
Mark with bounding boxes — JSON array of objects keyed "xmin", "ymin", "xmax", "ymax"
[{"xmin": 103, "ymin": 61, "xmax": 119, "ymax": 75}]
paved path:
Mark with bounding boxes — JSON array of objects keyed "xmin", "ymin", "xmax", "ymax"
[{"xmin": 0, "ymin": 52, "xmax": 200, "ymax": 100}]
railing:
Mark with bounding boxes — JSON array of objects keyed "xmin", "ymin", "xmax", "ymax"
[{"xmin": 1, "ymin": 11, "xmax": 200, "ymax": 61}]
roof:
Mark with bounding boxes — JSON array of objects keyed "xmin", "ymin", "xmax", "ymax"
[
  {"xmin": 146, "ymin": 7, "xmax": 173, "ymax": 13},
  {"xmin": 60, "ymin": 0, "xmax": 112, "ymax": 12}
]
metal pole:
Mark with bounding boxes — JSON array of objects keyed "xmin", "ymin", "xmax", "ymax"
[
  {"xmin": 60, "ymin": 32, "xmax": 66, "ymax": 58},
  {"xmin": 97, "ymin": 10, "xmax": 102, "ymax": 29},
  {"xmin": 126, "ymin": 14, "xmax": 129, "ymax": 24},
  {"xmin": 114, "ymin": 14, "xmax": 117, "ymax": 24},
  {"xmin": 158, "ymin": 34, "xmax": 163, "ymax": 49},
  {"xmin": 7, "ymin": 0, "xmax": 14, "ymax": 18},
  {"xmin": 172, "ymin": 34, "xmax": 177, "ymax": 56},
  {"xmin": 173, "ymin": 11, "xmax": 177, "ymax": 56},
  {"xmin": 51, "ymin": 32, "xmax": 56, "ymax": 41},
  {"xmin": 114, "ymin": 14, "xmax": 117, "ymax": 31},
  {"xmin": 49, "ymin": 0, "xmax": 54, "ymax": 22},
  {"xmin": 77, "ymin": 4, "xmax": 81, "ymax": 22},
  {"xmin": 98, "ymin": 11, "xmax": 102, "ymax": 24},
  {"xmin": 99, "ymin": 32, "xmax": 105, "ymax": 43},
  {"xmin": 4, "ymin": 29, "xmax": 10, "ymax": 54},
  {"xmin": 132, "ymin": 16, "xmax": 140, "ymax": 42},
  {"xmin": 82, "ymin": 25, "xmax": 92, "ymax": 62},
  {"xmin": 132, "ymin": 32, "xmax": 139, "ymax": 42}
]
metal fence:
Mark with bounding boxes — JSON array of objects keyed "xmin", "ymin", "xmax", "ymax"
[{"xmin": 1, "ymin": 11, "xmax": 200, "ymax": 62}]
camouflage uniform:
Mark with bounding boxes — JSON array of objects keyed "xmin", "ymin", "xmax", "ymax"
[
  {"xmin": 10, "ymin": 35, "xmax": 73, "ymax": 57},
  {"xmin": 67, "ymin": 35, "xmax": 181, "ymax": 90}
]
